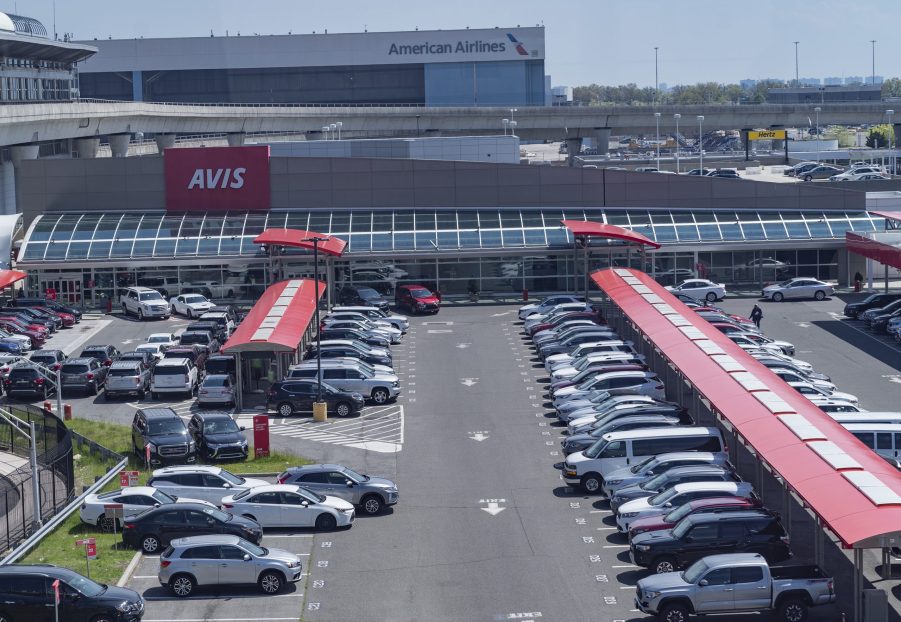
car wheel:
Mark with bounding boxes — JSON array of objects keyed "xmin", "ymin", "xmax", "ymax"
[
  {"xmin": 170, "ymin": 573, "xmax": 195, "ymax": 598},
  {"xmin": 170, "ymin": 305, "xmax": 176, "ymax": 315},
  {"xmin": 188, "ymin": 309, "xmax": 195, "ymax": 319},
  {"xmin": 258, "ymin": 570, "xmax": 284, "ymax": 594},
  {"xmin": 705, "ymin": 292, "xmax": 717, "ymax": 302},
  {"xmin": 580, "ymin": 473, "xmax": 602, "ymax": 494},
  {"xmin": 335, "ymin": 401, "xmax": 352, "ymax": 417},
  {"xmin": 138, "ymin": 309, "xmax": 144, "ymax": 321},
  {"xmin": 99, "ymin": 515, "xmax": 117, "ymax": 531},
  {"xmin": 140, "ymin": 534, "xmax": 161, "ymax": 554},
  {"xmin": 814, "ymin": 290, "xmax": 826, "ymax": 301},
  {"xmin": 803, "ymin": 174, "xmax": 812, "ymax": 182},
  {"xmin": 371, "ymin": 388, "xmax": 390, "ymax": 404},
  {"xmin": 658, "ymin": 603, "xmax": 689, "ymax": 622},
  {"xmin": 90, "ymin": 382, "xmax": 98, "ymax": 395},
  {"xmin": 138, "ymin": 389, "xmax": 146, "ymax": 399},
  {"xmin": 277, "ymin": 402, "xmax": 294, "ymax": 417},
  {"xmin": 315, "ymin": 513, "xmax": 338, "ymax": 531},
  {"xmin": 361, "ymin": 494, "xmax": 383, "ymax": 515},
  {"xmin": 778, "ymin": 599, "xmax": 809, "ymax": 622},
  {"xmin": 91, "ymin": 616, "xmax": 116, "ymax": 622},
  {"xmin": 653, "ymin": 556, "xmax": 678, "ymax": 574},
  {"xmin": 773, "ymin": 292, "xmax": 784, "ymax": 302}
]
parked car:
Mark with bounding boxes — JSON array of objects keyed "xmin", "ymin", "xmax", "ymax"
[
  {"xmin": 163, "ymin": 345, "xmax": 208, "ymax": 375},
  {"xmin": 860, "ymin": 299, "xmax": 901, "ymax": 325},
  {"xmin": 0, "ymin": 317, "xmax": 46, "ymax": 346},
  {"xmin": 331, "ymin": 305, "xmax": 409, "ymax": 332},
  {"xmin": 0, "ymin": 329, "xmax": 28, "ymax": 352},
  {"xmin": 395, "ymin": 284, "xmax": 440, "ymax": 314},
  {"xmin": 665, "ymin": 279, "xmax": 726, "ymax": 303},
  {"xmin": 10, "ymin": 296, "xmax": 82, "ymax": 322},
  {"xmin": 337, "ymin": 285, "xmax": 391, "ymax": 312},
  {"xmin": 566, "ymin": 402, "xmax": 689, "ymax": 435},
  {"xmin": 0, "ymin": 564, "xmax": 144, "ymax": 621},
  {"xmin": 178, "ymin": 330, "xmax": 221, "ymax": 353},
  {"xmin": 186, "ymin": 320, "xmax": 228, "ymax": 344},
  {"xmin": 267, "ymin": 379, "xmax": 365, "ymax": 418},
  {"xmin": 289, "ymin": 364, "xmax": 400, "ymax": 404},
  {"xmin": 609, "ymin": 465, "xmax": 741, "ymax": 512},
  {"xmin": 552, "ymin": 371, "xmax": 665, "ymax": 405},
  {"xmin": 131, "ymin": 407, "xmax": 197, "ymax": 467},
  {"xmin": 615, "ymin": 482, "xmax": 759, "ymax": 533},
  {"xmin": 705, "ymin": 168, "xmax": 740, "ymax": 179},
  {"xmin": 628, "ymin": 495, "xmax": 764, "ymax": 539},
  {"xmin": 518, "ymin": 294, "xmax": 586, "ymax": 319},
  {"xmin": 169, "ymin": 293, "xmax": 215, "ymax": 318},
  {"xmin": 188, "ymin": 411, "xmax": 247, "ymax": 460},
  {"xmin": 121, "ymin": 286, "xmax": 170, "ymax": 320},
  {"xmin": 762, "ymin": 277, "xmax": 834, "ymax": 302},
  {"xmin": 159, "ymin": 534, "xmax": 302, "ymax": 597},
  {"xmin": 60, "ymin": 357, "xmax": 108, "ymax": 395},
  {"xmin": 561, "ymin": 414, "xmax": 685, "ymax": 455},
  {"xmin": 278, "ymin": 463, "xmax": 399, "ymax": 515},
  {"xmin": 147, "ymin": 465, "xmax": 268, "ymax": 504},
  {"xmin": 601, "ymin": 452, "xmax": 731, "ymax": 498},
  {"xmin": 79, "ymin": 344, "xmax": 121, "ymax": 366},
  {"xmin": 198, "ymin": 311, "xmax": 236, "ymax": 338},
  {"xmin": 204, "ymin": 354, "xmax": 236, "ymax": 378},
  {"xmin": 319, "ymin": 326, "xmax": 390, "ymax": 348},
  {"xmin": 147, "ymin": 332, "xmax": 179, "ymax": 349},
  {"xmin": 151, "ymin": 357, "xmax": 199, "ymax": 399},
  {"xmin": 788, "ymin": 381, "xmax": 858, "ymax": 405},
  {"xmin": 79, "ymin": 486, "xmax": 213, "ymax": 529},
  {"xmin": 4, "ymin": 365, "xmax": 55, "ymax": 400},
  {"xmin": 135, "ymin": 343, "xmax": 167, "ymax": 361},
  {"xmin": 307, "ymin": 340, "xmax": 392, "ymax": 367},
  {"xmin": 798, "ymin": 165, "xmax": 843, "ymax": 181},
  {"xmin": 122, "ymin": 503, "xmax": 262, "ymax": 553},
  {"xmin": 105, "ymin": 359, "xmax": 151, "ymax": 399},
  {"xmin": 322, "ymin": 318, "xmax": 401, "ymax": 344},
  {"xmin": 28, "ymin": 349, "xmax": 66, "ymax": 370},
  {"xmin": 119, "ymin": 349, "xmax": 158, "ymax": 371},
  {"xmin": 222, "ymin": 483, "xmax": 355, "ymax": 529},
  {"xmin": 196, "ymin": 374, "xmax": 236, "ymax": 408},
  {"xmin": 634, "ymin": 553, "xmax": 836, "ymax": 621}
]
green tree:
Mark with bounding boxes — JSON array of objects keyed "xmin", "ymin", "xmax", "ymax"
[
  {"xmin": 882, "ymin": 78, "xmax": 901, "ymax": 98},
  {"xmin": 866, "ymin": 124, "xmax": 894, "ymax": 148}
]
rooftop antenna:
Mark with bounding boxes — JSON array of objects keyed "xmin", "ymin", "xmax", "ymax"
[{"xmin": 53, "ymin": 0, "xmax": 57, "ymax": 40}]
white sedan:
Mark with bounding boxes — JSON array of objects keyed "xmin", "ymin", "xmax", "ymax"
[
  {"xmin": 169, "ymin": 294, "xmax": 215, "ymax": 318},
  {"xmin": 762, "ymin": 278, "xmax": 834, "ymax": 302},
  {"xmin": 147, "ymin": 333, "xmax": 179, "ymax": 349},
  {"xmin": 78, "ymin": 486, "xmax": 212, "ymax": 529},
  {"xmin": 519, "ymin": 295, "xmax": 585, "ymax": 320},
  {"xmin": 665, "ymin": 279, "xmax": 726, "ymax": 303},
  {"xmin": 134, "ymin": 343, "xmax": 166, "ymax": 361},
  {"xmin": 221, "ymin": 484, "xmax": 355, "ymax": 530}
]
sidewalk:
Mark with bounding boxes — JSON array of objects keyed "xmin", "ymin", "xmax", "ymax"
[{"xmin": 0, "ymin": 451, "xmax": 28, "ymax": 478}]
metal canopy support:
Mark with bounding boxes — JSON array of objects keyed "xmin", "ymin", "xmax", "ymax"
[
  {"xmin": 234, "ymin": 352, "xmax": 243, "ymax": 411},
  {"xmin": 854, "ymin": 547, "xmax": 863, "ymax": 622}
]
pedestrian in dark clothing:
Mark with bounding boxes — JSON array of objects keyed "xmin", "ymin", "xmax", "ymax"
[{"xmin": 750, "ymin": 304, "xmax": 763, "ymax": 329}]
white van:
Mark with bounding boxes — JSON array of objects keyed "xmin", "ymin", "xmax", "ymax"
[
  {"xmin": 829, "ymin": 413, "xmax": 901, "ymax": 425},
  {"xmin": 562, "ymin": 426, "xmax": 725, "ymax": 493},
  {"xmin": 842, "ymin": 423, "xmax": 901, "ymax": 460}
]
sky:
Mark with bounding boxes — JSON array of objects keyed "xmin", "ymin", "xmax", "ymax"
[{"xmin": 7, "ymin": 0, "xmax": 900, "ymax": 87}]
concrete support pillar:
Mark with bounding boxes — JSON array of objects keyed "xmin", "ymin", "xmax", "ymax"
[
  {"xmin": 593, "ymin": 127, "xmax": 612, "ymax": 155},
  {"xmin": 154, "ymin": 133, "xmax": 176, "ymax": 153},
  {"xmin": 108, "ymin": 134, "xmax": 131, "ymax": 158},
  {"xmin": 566, "ymin": 138, "xmax": 583, "ymax": 166},
  {"xmin": 306, "ymin": 131, "xmax": 326, "ymax": 141},
  {"xmin": 131, "ymin": 70, "xmax": 143, "ymax": 102},
  {"xmin": 0, "ymin": 163, "xmax": 14, "ymax": 216},
  {"xmin": 10, "ymin": 144, "xmax": 39, "ymax": 168},
  {"xmin": 75, "ymin": 137, "xmax": 100, "ymax": 159},
  {"xmin": 893, "ymin": 123, "xmax": 901, "ymax": 173},
  {"xmin": 226, "ymin": 133, "xmax": 246, "ymax": 147}
]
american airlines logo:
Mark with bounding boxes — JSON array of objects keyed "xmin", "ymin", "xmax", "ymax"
[
  {"xmin": 187, "ymin": 167, "xmax": 246, "ymax": 190},
  {"xmin": 388, "ymin": 33, "xmax": 530, "ymax": 57}
]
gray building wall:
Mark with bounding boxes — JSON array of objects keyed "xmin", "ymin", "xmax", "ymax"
[
  {"xmin": 268, "ymin": 136, "xmax": 521, "ymax": 164},
  {"xmin": 16, "ymin": 156, "xmax": 867, "ymax": 225}
]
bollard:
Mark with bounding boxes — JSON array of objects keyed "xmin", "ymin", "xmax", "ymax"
[
  {"xmin": 522, "ymin": 289, "xmax": 529, "ymax": 301},
  {"xmin": 855, "ymin": 279, "xmax": 861, "ymax": 293},
  {"xmin": 43, "ymin": 400, "xmax": 52, "ymax": 412},
  {"xmin": 64, "ymin": 404, "xmax": 72, "ymax": 420},
  {"xmin": 312, "ymin": 401, "xmax": 328, "ymax": 423}
]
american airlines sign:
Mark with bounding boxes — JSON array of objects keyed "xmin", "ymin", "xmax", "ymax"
[{"xmin": 164, "ymin": 146, "xmax": 270, "ymax": 212}]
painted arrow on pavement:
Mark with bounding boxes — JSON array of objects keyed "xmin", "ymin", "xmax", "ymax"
[
  {"xmin": 480, "ymin": 501, "xmax": 506, "ymax": 516},
  {"xmin": 469, "ymin": 432, "xmax": 490, "ymax": 442},
  {"xmin": 461, "ymin": 378, "xmax": 479, "ymax": 387}
]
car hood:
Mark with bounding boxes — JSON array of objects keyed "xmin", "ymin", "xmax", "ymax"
[
  {"xmin": 617, "ymin": 496, "xmax": 660, "ymax": 516},
  {"xmin": 519, "ymin": 304, "xmax": 539, "ymax": 314},
  {"xmin": 564, "ymin": 452, "xmax": 591, "ymax": 469},
  {"xmin": 360, "ymin": 475, "xmax": 397, "ymax": 490},
  {"xmin": 239, "ymin": 477, "xmax": 270, "ymax": 489},
  {"xmin": 92, "ymin": 584, "xmax": 143, "ymax": 608},
  {"xmin": 830, "ymin": 390, "xmax": 858, "ymax": 403},
  {"xmin": 412, "ymin": 295, "xmax": 440, "ymax": 305},
  {"xmin": 613, "ymin": 483, "xmax": 656, "ymax": 499},
  {"xmin": 322, "ymin": 495, "xmax": 354, "ymax": 511},
  {"xmin": 204, "ymin": 431, "xmax": 246, "ymax": 445},
  {"xmin": 552, "ymin": 367, "xmax": 578, "ymax": 378},
  {"xmin": 188, "ymin": 302, "xmax": 215, "ymax": 309},
  {"xmin": 174, "ymin": 496, "xmax": 215, "ymax": 507},
  {"xmin": 762, "ymin": 284, "xmax": 783, "ymax": 292},
  {"xmin": 564, "ymin": 431, "xmax": 598, "ymax": 446},
  {"xmin": 147, "ymin": 432, "xmax": 191, "ymax": 445},
  {"xmin": 260, "ymin": 547, "xmax": 303, "ymax": 566},
  {"xmin": 637, "ymin": 570, "xmax": 692, "ymax": 592},
  {"xmin": 631, "ymin": 528, "xmax": 677, "ymax": 547}
]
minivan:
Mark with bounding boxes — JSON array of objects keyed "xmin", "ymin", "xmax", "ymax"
[
  {"xmin": 842, "ymin": 423, "xmax": 901, "ymax": 460},
  {"xmin": 562, "ymin": 427, "xmax": 726, "ymax": 493}
]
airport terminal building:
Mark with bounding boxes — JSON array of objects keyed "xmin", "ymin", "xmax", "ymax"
[{"xmin": 76, "ymin": 27, "xmax": 547, "ymax": 106}]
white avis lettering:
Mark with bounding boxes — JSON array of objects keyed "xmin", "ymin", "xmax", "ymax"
[{"xmin": 187, "ymin": 167, "xmax": 247, "ymax": 190}]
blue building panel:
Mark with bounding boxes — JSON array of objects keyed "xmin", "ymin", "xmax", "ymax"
[{"xmin": 424, "ymin": 60, "xmax": 545, "ymax": 106}]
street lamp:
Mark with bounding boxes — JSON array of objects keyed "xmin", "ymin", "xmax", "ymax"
[
  {"xmin": 697, "ymin": 115, "xmax": 705, "ymax": 171},
  {"xmin": 887, "ymin": 109, "xmax": 895, "ymax": 173},
  {"xmin": 793, "ymin": 41, "xmax": 799, "ymax": 86},
  {"xmin": 509, "ymin": 120, "xmax": 517, "ymax": 137},
  {"xmin": 302, "ymin": 236, "xmax": 329, "ymax": 409},
  {"xmin": 871, "ymin": 40, "xmax": 877, "ymax": 85},
  {"xmin": 502, "ymin": 118, "xmax": 510, "ymax": 136},
  {"xmin": 321, "ymin": 125, "xmax": 330, "ymax": 140},
  {"xmin": 510, "ymin": 108, "xmax": 517, "ymax": 122},
  {"xmin": 674, "ymin": 113, "xmax": 681, "ymax": 173},
  {"xmin": 329, "ymin": 123, "xmax": 337, "ymax": 141},
  {"xmin": 654, "ymin": 46, "xmax": 659, "ymax": 104},
  {"xmin": 335, "ymin": 121, "xmax": 342, "ymax": 140},
  {"xmin": 654, "ymin": 112, "xmax": 661, "ymax": 170},
  {"xmin": 814, "ymin": 106, "xmax": 821, "ymax": 164}
]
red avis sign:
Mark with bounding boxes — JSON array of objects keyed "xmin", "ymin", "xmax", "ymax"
[{"xmin": 164, "ymin": 146, "xmax": 271, "ymax": 212}]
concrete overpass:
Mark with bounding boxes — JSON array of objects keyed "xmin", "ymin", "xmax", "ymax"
[{"xmin": 1, "ymin": 99, "xmax": 898, "ymax": 153}]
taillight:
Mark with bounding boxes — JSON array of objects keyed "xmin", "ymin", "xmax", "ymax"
[
  {"xmin": 133, "ymin": 376, "xmax": 141, "ymax": 385},
  {"xmin": 34, "ymin": 378, "xmax": 44, "ymax": 385},
  {"xmin": 160, "ymin": 559, "xmax": 171, "ymax": 568},
  {"xmin": 52, "ymin": 363, "xmax": 60, "ymax": 370},
  {"xmin": 86, "ymin": 373, "xmax": 94, "ymax": 380},
  {"xmin": 827, "ymin": 580, "xmax": 834, "ymax": 595},
  {"xmin": 124, "ymin": 523, "xmax": 136, "ymax": 530},
  {"xmin": 3, "ymin": 379, "xmax": 9, "ymax": 386},
  {"xmin": 222, "ymin": 503, "xmax": 233, "ymax": 509},
  {"xmin": 183, "ymin": 374, "xmax": 189, "ymax": 383},
  {"xmin": 277, "ymin": 474, "xmax": 289, "ymax": 484},
  {"xmin": 104, "ymin": 359, "xmax": 112, "ymax": 366}
]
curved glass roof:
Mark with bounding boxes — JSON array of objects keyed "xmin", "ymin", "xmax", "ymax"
[{"xmin": 19, "ymin": 209, "xmax": 880, "ymax": 263}]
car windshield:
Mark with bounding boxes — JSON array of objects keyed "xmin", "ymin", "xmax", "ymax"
[
  {"xmin": 647, "ymin": 488, "xmax": 678, "ymax": 505},
  {"xmin": 136, "ymin": 346, "xmax": 158, "ymax": 353},
  {"xmin": 777, "ymin": 279, "xmax": 794, "ymax": 287},
  {"xmin": 340, "ymin": 467, "xmax": 367, "ymax": 483},
  {"xmin": 671, "ymin": 517, "xmax": 696, "ymax": 539},
  {"xmin": 589, "ymin": 391, "xmax": 612, "ymax": 404},
  {"xmin": 204, "ymin": 419, "xmax": 240, "ymax": 434},
  {"xmin": 184, "ymin": 295, "xmax": 207, "ymax": 304},
  {"xmin": 630, "ymin": 455, "xmax": 657, "ymax": 474},
  {"xmin": 219, "ymin": 469, "xmax": 245, "ymax": 485},
  {"xmin": 139, "ymin": 292, "xmax": 164, "ymax": 301},
  {"xmin": 109, "ymin": 367, "xmax": 139, "ymax": 376},
  {"xmin": 60, "ymin": 364, "xmax": 89, "ymax": 374},
  {"xmin": 239, "ymin": 540, "xmax": 268, "ymax": 556},
  {"xmin": 641, "ymin": 472, "xmax": 671, "ymax": 490},
  {"xmin": 203, "ymin": 376, "xmax": 230, "ymax": 387},
  {"xmin": 410, "ymin": 288, "xmax": 431, "ymax": 298},
  {"xmin": 584, "ymin": 438, "xmax": 606, "ymax": 459},
  {"xmin": 202, "ymin": 506, "xmax": 231, "ymax": 522},
  {"xmin": 66, "ymin": 574, "xmax": 106, "ymax": 597},
  {"xmin": 358, "ymin": 288, "xmax": 380, "ymax": 299},
  {"xmin": 152, "ymin": 490, "xmax": 177, "ymax": 504},
  {"xmin": 147, "ymin": 419, "xmax": 185, "ymax": 435},
  {"xmin": 682, "ymin": 558, "xmax": 711, "ymax": 583},
  {"xmin": 148, "ymin": 336, "xmax": 171, "ymax": 343},
  {"xmin": 663, "ymin": 501, "xmax": 695, "ymax": 523},
  {"xmin": 297, "ymin": 486, "xmax": 327, "ymax": 503},
  {"xmin": 322, "ymin": 381, "xmax": 342, "ymax": 395}
]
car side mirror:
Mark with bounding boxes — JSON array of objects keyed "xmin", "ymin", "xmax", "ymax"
[
  {"xmin": 239, "ymin": 426, "xmax": 245, "ymax": 431},
  {"xmin": 222, "ymin": 483, "xmax": 231, "ymax": 488},
  {"xmin": 301, "ymin": 501, "xmax": 309, "ymax": 507},
  {"xmin": 243, "ymin": 554, "xmax": 251, "ymax": 561},
  {"xmin": 698, "ymin": 579, "xmax": 708, "ymax": 587},
  {"xmin": 646, "ymin": 470, "xmax": 654, "ymax": 476},
  {"xmin": 346, "ymin": 481, "xmax": 355, "ymax": 487},
  {"xmin": 153, "ymin": 503, "xmax": 160, "ymax": 508},
  {"xmin": 664, "ymin": 502, "xmax": 672, "ymax": 508}
]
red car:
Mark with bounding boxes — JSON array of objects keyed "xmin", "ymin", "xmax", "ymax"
[
  {"xmin": 25, "ymin": 307, "xmax": 75, "ymax": 327},
  {"xmin": 395, "ymin": 284, "xmax": 440, "ymax": 314},
  {"xmin": 627, "ymin": 495, "xmax": 764, "ymax": 541},
  {"xmin": 0, "ymin": 319, "xmax": 46, "ymax": 346},
  {"xmin": 527, "ymin": 311, "xmax": 604, "ymax": 336}
]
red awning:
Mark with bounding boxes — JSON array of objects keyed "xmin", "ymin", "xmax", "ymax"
[
  {"xmin": 0, "ymin": 270, "xmax": 26, "ymax": 290},
  {"xmin": 869, "ymin": 210, "xmax": 901, "ymax": 224},
  {"xmin": 560, "ymin": 219, "xmax": 661, "ymax": 249},
  {"xmin": 253, "ymin": 229, "xmax": 347, "ymax": 257},
  {"xmin": 221, "ymin": 278, "xmax": 325, "ymax": 353},
  {"xmin": 847, "ymin": 232, "xmax": 901, "ymax": 270},
  {"xmin": 593, "ymin": 267, "xmax": 901, "ymax": 549}
]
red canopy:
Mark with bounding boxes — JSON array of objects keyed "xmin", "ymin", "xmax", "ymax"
[
  {"xmin": 593, "ymin": 267, "xmax": 901, "ymax": 549},
  {"xmin": 221, "ymin": 278, "xmax": 325, "ymax": 353},
  {"xmin": 869, "ymin": 210, "xmax": 901, "ymax": 225},
  {"xmin": 846, "ymin": 232, "xmax": 901, "ymax": 270},
  {"xmin": 560, "ymin": 219, "xmax": 661, "ymax": 249},
  {"xmin": 0, "ymin": 270, "xmax": 26, "ymax": 290},
  {"xmin": 253, "ymin": 229, "xmax": 346, "ymax": 257}
]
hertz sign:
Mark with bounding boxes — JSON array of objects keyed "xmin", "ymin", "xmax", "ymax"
[
  {"xmin": 748, "ymin": 130, "xmax": 787, "ymax": 140},
  {"xmin": 164, "ymin": 146, "xmax": 271, "ymax": 212}
]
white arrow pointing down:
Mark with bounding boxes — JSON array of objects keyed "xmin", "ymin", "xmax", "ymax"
[
  {"xmin": 470, "ymin": 433, "xmax": 489, "ymax": 442},
  {"xmin": 481, "ymin": 502, "xmax": 506, "ymax": 516}
]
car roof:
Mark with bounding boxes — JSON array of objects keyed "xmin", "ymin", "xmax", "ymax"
[
  {"xmin": 171, "ymin": 534, "xmax": 242, "ymax": 547},
  {"xmin": 191, "ymin": 409, "xmax": 231, "ymax": 420},
  {"xmin": 63, "ymin": 357, "xmax": 95, "ymax": 364},
  {"xmin": 652, "ymin": 452, "xmax": 722, "ymax": 462},
  {"xmin": 156, "ymin": 357, "xmax": 191, "ymax": 366},
  {"xmin": 286, "ymin": 463, "xmax": 345, "ymax": 473},
  {"xmin": 152, "ymin": 464, "xmax": 222, "ymax": 476},
  {"xmin": 689, "ymin": 496, "xmax": 757, "ymax": 509},
  {"xmin": 107, "ymin": 486, "xmax": 158, "ymax": 496},
  {"xmin": 110, "ymin": 360, "xmax": 142, "ymax": 369},
  {"xmin": 671, "ymin": 481, "xmax": 748, "ymax": 493},
  {"xmin": 655, "ymin": 464, "xmax": 729, "ymax": 476},
  {"xmin": 128, "ymin": 286, "xmax": 159, "ymax": 292},
  {"xmin": 0, "ymin": 564, "xmax": 83, "ymax": 578},
  {"xmin": 137, "ymin": 407, "xmax": 180, "ymax": 419},
  {"xmin": 30, "ymin": 349, "xmax": 63, "ymax": 356},
  {"xmin": 682, "ymin": 510, "xmax": 771, "ymax": 524},
  {"xmin": 82, "ymin": 344, "xmax": 113, "ymax": 350},
  {"xmin": 602, "ymin": 426, "xmax": 720, "ymax": 443},
  {"xmin": 239, "ymin": 483, "xmax": 305, "ymax": 494},
  {"xmin": 149, "ymin": 333, "xmax": 175, "ymax": 339}
]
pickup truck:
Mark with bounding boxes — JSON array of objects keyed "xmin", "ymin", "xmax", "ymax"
[{"xmin": 635, "ymin": 553, "xmax": 835, "ymax": 622}]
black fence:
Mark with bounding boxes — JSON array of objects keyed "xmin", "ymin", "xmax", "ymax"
[{"xmin": 0, "ymin": 404, "xmax": 74, "ymax": 554}]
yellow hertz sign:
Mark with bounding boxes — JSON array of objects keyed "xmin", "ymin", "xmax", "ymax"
[{"xmin": 748, "ymin": 130, "xmax": 787, "ymax": 140}]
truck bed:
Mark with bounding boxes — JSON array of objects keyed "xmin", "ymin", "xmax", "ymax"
[{"xmin": 770, "ymin": 563, "xmax": 828, "ymax": 580}]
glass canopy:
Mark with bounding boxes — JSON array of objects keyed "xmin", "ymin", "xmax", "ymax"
[{"xmin": 19, "ymin": 209, "xmax": 879, "ymax": 263}]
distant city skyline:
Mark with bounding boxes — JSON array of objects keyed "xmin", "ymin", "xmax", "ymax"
[{"xmin": 5, "ymin": 0, "xmax": 900, "ymax": 87}]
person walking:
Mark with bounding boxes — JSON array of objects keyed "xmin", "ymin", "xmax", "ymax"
[{"xmin": 750, "ymin": 304, "xmax": 763, "ymax": 329}]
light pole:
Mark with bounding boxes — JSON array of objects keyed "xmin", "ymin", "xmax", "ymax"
[
  {"xmin": 697, "ymin": 115, "xmax": 705, "ymax": 171},
  {"xmin": 302, "ymin": 236, "xmax": 329, "ymax": 409},
  {"xmin": 329, "ymin": 123, "xmax": 337, "ymax": 141},
  {"xmin": 502, "ymin": 118, "xmax": 509, "ymax": 136},
  {"xmin": 335, "ymin": 121, "xmax": 342, "ymax": 140},
  {"xmin": 674, "ymin": 113, "xmax": 681, "ymax": 173},
  {"xmin": 321, "ymin": 125, "xmax": 330, "ymax": 140},
  {"xmin": 871, "ymin": 40, "xmax": 877, "ymax": 85},
  {"xmin": 887, "ymin": 109, "xmax": 895, "ymax": 173},
  {"xmin": 793, "ymin": 41, "xmax": 799, "ymax": 86},
  {"xmin": 654, "ymin": 46, "xmax": 659, "ymax": 104},
  {"xmin": 654, "ymin": 112, "xmax": 661, "ymax": 170},
  {"xmin": 415, "ymin": 115, "xmax": 421, "ymax": 137},
  {"xmin": 510, "ymin": 108, "xmax": 517, "ymax": 122},
  {"xmin": 814, "ymin": 106, "xmax": 821, "ymax": 163},
  {"xmin": 509, "ymin": 120, "xmax": 517, "ymax": 137}
]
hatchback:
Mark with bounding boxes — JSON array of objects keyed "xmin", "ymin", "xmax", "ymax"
[
  {"xmin": 395, "ymin": 284, "xmax": 440, "ymax": 314},
  {"xmin": 60, "ymin": 358, "xmax": 108, "ymax": 395},
  {"xmin": 122, "ymin": 503, "xmax": 262, "ymax": 553}
]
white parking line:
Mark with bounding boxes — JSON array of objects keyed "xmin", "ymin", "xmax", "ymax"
[{"xmin": 263, "ymin": 534, "xmax": 314, "ymax": 538}]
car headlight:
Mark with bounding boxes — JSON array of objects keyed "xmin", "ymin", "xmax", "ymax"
[
  {"xmin": 239, "ymin": 439, "xmax": 248, "ymax": 446},
  {"xmin": 620, "ymin": 512, "xmax": 638, "ymax": 518},
  {"xmin": 643, "ymin": 590, "xmax": 661, "ymax": 599},
  {"xmin": 342, "ymin": 508, "xmax": 354, "ymax": 515},
  {"xmin": 117, "ymin": 601, "xmax": 139, "ymax": 612},
  {"xmin": 147, "ymin": 442, "xmax": 158, "ymax": 452},
  {"xmin": 386, "ymin": 486, "xmax": 398, "ymax": 493},
  {"xmin": 635, "ymin": 544, "xmax": 651, "ymax": 551},
  {"xmin": 607, "ymin": 480, "xmax": 622, "ymax": 486},
  {"xmin": 352, "ymin": 393, "xmax": 364, "ymax": 400},
  {"xmin": 286, "ymin": 560, "xmax": 301, "ymax": 568},
  {"xmin": 188, "ymin": 440, "xmax": 196, "ymax": 450}
]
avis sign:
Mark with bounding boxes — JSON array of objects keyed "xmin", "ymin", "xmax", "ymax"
[{"xmin": 164, "ymin": 146, "xmax": 270, "ymax": 212}]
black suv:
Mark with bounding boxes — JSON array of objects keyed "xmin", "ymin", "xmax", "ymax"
[
  {"xmin": 131, "ymin": 407, "xmax": 197, "ymax": 467},
  {"xmin": 119, "ymin": 350, "xmax": 157, "ymax": 371},
  {"xmin": 630, "ymin": 509, "xmax": 791, "ymax": 574},
  {"xmin": 178, "ymin": 330, "xmax": 221, "ymax": 353},
  {"xmin": 122, "ymin": 502, "xmax": 262, "ymax": 553},
  {"xmin": 337, "ymin": 286, "xmax": 390, "ymax": 312},
  {"xmin": 80, "ymin": 344, "xmax": 121, "ymax": 367},
  {"xmin": 10, "ymin": 297, "xmax": 82, "ymax": 322},
  {"xmin": 188, "ymin": 319, "xmax": 228, "ymax": 343},
  {"xmin": 267, "ymin": 380, "xmax": 365, "ymax": 418},
  {"xmin": 188, "ymin": 411, "xmax": 248, "ymax": 461},
  {"xmin": 59, "ymin": 358, "xmax": 108, "ymax": 395},
  {"xmin": 163, "ymin": 345, "xmax": 208, "ymax": 374},
  {"xmin": 0, "ymin": 564, "xmax": 144, "ymax": 621},
  {"xmin": 844, "ymin": 292, "xmax": 901, "ymax": 318},
  {"xmin": 205, "ymin": 354, "xmax": 236, "ymax": 378},
  {"xmin": 28, "ymin": 349, "xmax": 66, "ymax": 370},
  {"xmin": 4, "ymin": 366, "xmax": 55, "ymax": 400}
]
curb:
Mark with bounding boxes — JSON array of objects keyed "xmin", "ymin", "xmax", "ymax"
[{"xmin": 117, "ymin": 550, "xmax": 142, "ymax": 587}]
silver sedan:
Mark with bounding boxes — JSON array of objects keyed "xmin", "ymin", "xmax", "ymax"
[{"xmin": 762, "ymin": 278, "xmax": 834, "ymax": 302}]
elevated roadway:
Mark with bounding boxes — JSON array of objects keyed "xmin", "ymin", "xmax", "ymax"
[{"xmin": 0, "ymin": 99, "xmax": 897, "ymax": 148}]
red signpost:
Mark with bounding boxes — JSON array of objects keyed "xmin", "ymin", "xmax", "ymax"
[
  {"xmin": 253, "ymin": 414, "xmax": 270, "ymax": 458},
  {"xmin": 75, "ymin": 537, "xmax": 97, "ymax": 578},
  {"xmin": 119, "ymin": 470, "xmax": 139, "ymax": 487}
]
